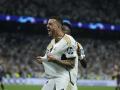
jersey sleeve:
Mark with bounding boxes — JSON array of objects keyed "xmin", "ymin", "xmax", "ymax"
[{"xmin": 65, "ymin": 41, "xmax": 77, "ymax": 59}]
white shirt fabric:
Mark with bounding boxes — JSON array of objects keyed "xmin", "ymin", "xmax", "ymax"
[{"xmin": 42, "ymin": 34, "xmax": 78, "ymax": 84}]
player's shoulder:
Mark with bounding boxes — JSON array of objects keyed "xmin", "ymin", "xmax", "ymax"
[
  {"xmin": 63, "ymin": 34, "xmax": 76, "ymax": 46},
  {"xmin": 63, "ymin": 34, "xmax": 76, "ymax": 42}
]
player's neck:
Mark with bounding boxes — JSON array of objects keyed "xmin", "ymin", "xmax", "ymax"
[{"xmin": 54, "ymin": 30, "xmax": 65, "ymax": 43}]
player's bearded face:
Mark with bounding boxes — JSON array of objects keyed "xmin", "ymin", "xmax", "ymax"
[{"xmin": 47, "ymin": 19, "xmax": 57, "ymax": 37}]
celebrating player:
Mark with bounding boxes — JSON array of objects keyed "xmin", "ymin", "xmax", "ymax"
[{"xmin": 36, "ymin": 16, "xmax": 78, "ymax": 90}]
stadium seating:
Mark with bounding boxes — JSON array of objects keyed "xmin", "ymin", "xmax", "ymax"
[{"xmin": 0, "ymin": 0, "xmax": 120, "ymax": 24}]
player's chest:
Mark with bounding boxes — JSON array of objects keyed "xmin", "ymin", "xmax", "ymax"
[{"xmin": 47, "ymin": 41, "xmax": 66, "ymax": 54}]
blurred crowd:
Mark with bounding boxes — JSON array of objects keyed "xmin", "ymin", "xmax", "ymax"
[
  {"xmin": 0, "ymin": 33, "xmax": 119, "ymax": 80},
  {"xmin": 0, "ymin": 0, "xmax": 120, "ymax": 24},
  {"xmin": 78, "ymin": 38, "xmax": 120, "ymax": 80},
  {"xmin": 0, "ymin": 33, "xmax": 49, "ymax": 79}
]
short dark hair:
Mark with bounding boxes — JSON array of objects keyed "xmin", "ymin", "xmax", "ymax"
[{"xmin": 49, "ymin": 16, "xmax": 63, "ymax": 25}]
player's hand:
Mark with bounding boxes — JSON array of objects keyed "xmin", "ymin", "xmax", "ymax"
[
  {"xmin": 47, "ymin": 54, "xmax": 57, "ymax": 62},
  {"xmin": 36, "ymin": 56, "xmax": 43, "ymax": 64}
]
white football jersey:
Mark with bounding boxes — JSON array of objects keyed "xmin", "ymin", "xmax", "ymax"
[{"xmin": 42, "ymin": 34, "xmax": 78, "ymax": 84}]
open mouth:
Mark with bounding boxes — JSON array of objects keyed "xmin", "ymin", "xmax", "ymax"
[
  {"xmin": 47, "ymin": 28, "xmax": 50, "ymax": 31},
  {"xmin": 47, "ymin": 29, "xmax": 50, "ymax": 32},
  {"xmin": 47, "ymin": 28, "xmax": 51, "ymax": 35}
]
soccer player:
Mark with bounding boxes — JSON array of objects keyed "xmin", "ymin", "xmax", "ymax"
[
  {"xmin": 36, "ymin": 16, "xmax": 78, "ymax": 90},
  {"xmin": 62, "ymin": 21, "xmax": 87, "ymax": 68},
  {"xmin": 112, "ymin": 65, "xmax": 120, "ymax": 90}
]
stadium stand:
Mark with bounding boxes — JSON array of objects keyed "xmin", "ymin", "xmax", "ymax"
[{"xmin": 0, "ymin": 0, "xmax": 120, "ymax": 24}]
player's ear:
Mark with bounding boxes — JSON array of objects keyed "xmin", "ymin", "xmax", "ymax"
[{"xmin": 57, "ymin": 22, "xmax": 62, "ymax": 29}]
